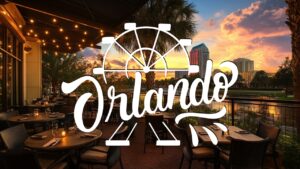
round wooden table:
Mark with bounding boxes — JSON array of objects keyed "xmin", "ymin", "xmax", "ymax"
[
  {"xmin": 26, "ymin": 103, "xmax": 56, "ymax": 109},
  {"xmin": 25, "ymin": 128, "xmax": 102, "ymax": 151},
  {"xmin": 7, "ymin": 113, "xmax": 66, "ymax": 123}
]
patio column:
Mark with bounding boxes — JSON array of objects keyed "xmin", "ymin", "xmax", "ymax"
[{"xmin": 23, "ymin": 39, "xmax": 42, "ymax": 104}]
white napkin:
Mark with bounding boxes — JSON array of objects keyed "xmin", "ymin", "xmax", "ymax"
[{"xmin": 42, "ymin": 138, "xmax": 61, "ymax": 147}]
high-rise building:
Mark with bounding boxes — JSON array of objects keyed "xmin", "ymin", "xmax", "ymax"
[
  {"xmin": 190, "ymin": 43, "xmax": 209, "ymax": 78},
  {"xmin": 233, "ymin": 58, "xmax": 254, "ymax": 73},
  {"xmin": 233, "ymin": 58, "xmax": 255, "ymax": 86}
]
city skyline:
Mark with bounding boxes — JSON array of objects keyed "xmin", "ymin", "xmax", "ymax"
[{"xmin": 81, "ymin": 0, "xmax": 290, "ymax": 77}]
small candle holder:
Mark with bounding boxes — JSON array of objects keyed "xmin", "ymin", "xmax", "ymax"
[
  {"xmin": 61, "ymin": 130, "xmax": 66, "ymax": 137},
  {"xmin": 33, "ymin": 109, "xmax": 39, "ymax": 117}
]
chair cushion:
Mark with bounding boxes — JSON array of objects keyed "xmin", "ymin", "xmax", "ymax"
[
  {"xmin": 81, "ymin": 150, "xmax": 107, "ymax": 163},
  {"xmin": 219, "ymin": 151, "xmax": 230, "ymax": 162},
  {"xmin": 91, "ymin": 146, "xmax": 109, "ymax": 153},
  {"xmin": 39, "ymin": 158, "xmax": 67, "ymax": 169},
  {"xmin": 192, "ymin": 147, "xmax": 215, "ymax": 158},
  {"xmin": 38, "ymin": 153, "xmax": 68, "ymax": 169}
]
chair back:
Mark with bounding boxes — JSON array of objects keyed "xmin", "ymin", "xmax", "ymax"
[
  {"xmin": 0, "ymin": 124, "xmax": 28, "ymax": 152},
  {"xmin": 256, "ymin": 121, "xmax": 280, "ymax": 151},
  {"xmin": 0, "ymin": 111, "xmax": 18, "ymax": 131},
  {"xmin": 229, "ymin": 138, "xmax": 269, "ymax": 169},
  {"xmin": 107, "ymin": 125, "xmax": 128, "ymax": 166},
  {"xmin": 0, "ymin": 151, "xmax": 41, "ymax": 169},
  {"xmin": 145, "ymin": 114, "xmax": 164, "ymax": 132}
]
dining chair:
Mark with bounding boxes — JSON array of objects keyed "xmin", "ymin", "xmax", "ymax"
[
  {"xmin": 0, "ymin": 124, "xmax": 70, "ymax": 169},
  {"xmin": 0, "ymin": 110, "xmax": 19, "ymax": 131},
  {"xmin": 219, "ymin": 138, "xmax": 270, "ymax": 169},
  {"xmin": 144, "ymin": 114, "xmax": 168, "ymax": 153},
  {"xmin": 58, "ymin": 105, "xmax": 74, "ymax": 128},
  {"xmin": 256, "ymin": 121, "xmax": 281, "ymax": 169},
  {"xmin": 0, "ymin": 150, "xmax": 69, "ymax": 169},
  {"xmin": 179, "ymin": 127, "xmax": 215, "ymax": 169},
  {"xmin": 0, "ymin": 124, "xmax": 28, "ymax": 152},
  {"xmin": 79, "ymin": 125, "xmax": 128, "ymax": 169}
]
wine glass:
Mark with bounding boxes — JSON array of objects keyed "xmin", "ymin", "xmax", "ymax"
[{"xmin": 51, "ymin": 121, "xmax": 59, "ymax": 138}]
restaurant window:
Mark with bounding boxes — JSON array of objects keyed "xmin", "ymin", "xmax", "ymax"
[{"xmin": 0, "ymin": 22, "xmax": 23, "ymax": 111}]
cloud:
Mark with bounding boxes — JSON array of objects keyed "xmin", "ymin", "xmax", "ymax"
[{"xmin": 192, "ymin": 0, "xmax": 291, "ymax": 73}]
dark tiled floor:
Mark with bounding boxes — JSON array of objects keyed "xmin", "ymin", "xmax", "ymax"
[{"xmin": 81, "ymin": 120, "xmax": 282, "ymax": 169}]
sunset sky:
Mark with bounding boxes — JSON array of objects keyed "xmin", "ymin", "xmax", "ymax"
[
  {"xmin": 82, "ymin": 0, "xmax": 291, "ymax": 77},
  {"xmin": 189, "ymin": 0, "xmax": 290, "ymax": 73}
]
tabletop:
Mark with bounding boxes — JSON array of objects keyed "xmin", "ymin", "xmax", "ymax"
[
  {"xmin": 25, "ymin": 128, "xmax": 102, "ymax": 151},
  {"xmin": 194, "ymin": 125, "xmax": 263, "ymax": 144},
  {"xmin": 150, "ymin": 112, "xmax": 176, "ymax": 119},
  {"xmin": 26, "ymin": 103, "xmax": 56, "ymax": 108},
  {"xmin": 7, "ymin": 112, "xmax": 65, "ymax": 123}
]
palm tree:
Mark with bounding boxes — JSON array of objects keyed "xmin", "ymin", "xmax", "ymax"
[
  {"xmin": 285, "ymin": 0, "xmax": 300, "ymax": 136},
  {"xmin": 42, "ymin": 52, "xmax": 87, "ymax": 95},
  {"xmin": 119, "ymin": 0, "xmax": 197, "ymax": 89},
  {"xmin": 285, "ymin": 0, "xmax": 300, "ymax": 100}
]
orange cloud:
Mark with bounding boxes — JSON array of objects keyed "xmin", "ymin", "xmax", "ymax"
[{"xmin": 192, "ymin": 0, "xmax": 291, "ymax": 73}]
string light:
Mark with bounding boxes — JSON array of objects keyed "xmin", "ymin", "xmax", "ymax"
[
  {"xmin": 65, "ymin": 36, "xmax": 69, "ymax": 40},
  {"xmin": 54, "ymin": 51, "xmax": 58, "ymax": 56},
  {"xmin": 78, "ymin": 44, "xmax": 81, "ymax": 47},
  {"xmin": 34, "ymin": 34, "xmax": 38, "ymax": 37},
  {"xmin": 43, "ymin": 51, "xmax": 47, "ymax": 54},
  {"xmin": 18, "ymin": 25, "xmax": 22, "ymax": 28},
  {"xmin": 81, "ymin": 39, "xmax": 85, "ymax": 42},
  {"xmin": 66, "ymin": 42, "xmax": 69, "ymax": 46},
  {"xmin": 52, "ymin": 18, "xmax": 57, "ymax": 23},
  {"xmin": 83, "ymin": 31, "xmax": 87, "ymax": 35},
  {"xmin": 90, "ymin": 43, "xmax": 94, "ymax": 47},
  {"xmin": 42, "ymin": 42, "xmax": 46, "ymax": 46},
  {"xmin": 29, "ymin": 19, "xmax": 34, "ymax": 23},
  {"xmin": 59, "ymin": 28, "xmax": 64, "ymax": 32},
  {"xmin": 52, "ymin": 39, "xmax": 56, "ymax": 43},
  {"xmin": 45, "ymin": 30, "xmax": 49, "ymax": 35},
  {"xmin": 56, "ymin": 45, "xmax": 59, "ymax": 48},
  {"xmin": 68, "ymin": 46, "xmax": 72, "ymax": 50},
  {"xmin": 74, "ymin": 24, "xmax": 78, "ymax": 29},
  {"xmin": 29, "ymin": 29, "xmax": 34, "ymax": 33},
  {"xmin": 26, "ymin": 32, "xmax": 30, "ymax": 36}
]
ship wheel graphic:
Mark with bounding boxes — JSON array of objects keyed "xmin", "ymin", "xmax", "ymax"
[{"xmin": 93, "ymin": 23, "xmax": 202, "ymax": 146}]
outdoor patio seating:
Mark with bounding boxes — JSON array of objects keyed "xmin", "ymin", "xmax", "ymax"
[
  {"xmin": 144, "ymin": 114, "xmax": 168, "ymax": 153},
  {"xmin": 79, "ymin": 125, "xmax": 128, "ymax": 169},
  {"xmin": 179, "ymin": 127, "xmax": 215, "ymax": 169},
  {"xmin": 0, "ymin": 124, "xmax": 70, "ymax": 169},
  {"xmin": 256, "ymin": 121, "xmax": 281, "ymax": 169},
  {"xmin": 219, "ymin": 138, "xmax": 270, "ymax": 169}
]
